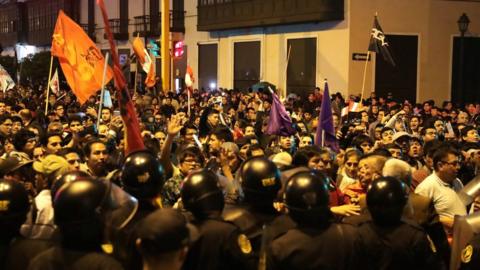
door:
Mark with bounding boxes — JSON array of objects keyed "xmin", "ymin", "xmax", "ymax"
[
  {"xmin": 198, "ymin": 43, "xmax": 218, "ymax": 90},
  {"xmin": 375, "ymin": 35, "xmax": 418, "ymax": 103},
  {"xmin": 451, "ymin": 37, "xmax": 480, "ymax": 105},
  {"xmin": 287, "ymin": 38, "xmax": 317, "ymax": 98}
]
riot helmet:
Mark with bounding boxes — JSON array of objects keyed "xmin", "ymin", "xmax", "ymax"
[
  {"xmin": 121, "ymin": 150, "xmax": 165, "ymax": 200},
  {"xmin": 367, "ymin": 176, "xmax": 408, "ymax": 226},
  {"xmin": 285, "ymin": 170, "xmax": 331, "ymax": 226},
  {"xmin": 181, "ymin": 170, "xmax": 224, "ymax": 219},
  {"xmin": 0, "ymin": 179, "xmax": 30, "ymax": 241},
  {"xmin": 239, "ymin": 157, "xmax": 281, "ymax": 206},
  {"xmin": 54, "ymin": 178, "xmax": 138, "ymax": 251},
  {"xmin": 51, "ymin": 170, "xmax": 92, "ymax": 200}
]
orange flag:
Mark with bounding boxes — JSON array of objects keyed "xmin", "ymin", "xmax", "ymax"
[
  {"xmin": 132, "ymin": 37, "xmax": 156, "ymax": 88},
  {"xmin": 51, "ymin": 10, "xmax": 113, "ymax": 104}
]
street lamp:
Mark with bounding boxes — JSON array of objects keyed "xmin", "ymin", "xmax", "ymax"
[
  {"xmin": 457, "ymin": 13, "xmax": 470, "ymax": 104},
  {"xmin": 458, "ymin": 13, "xmax": 470, "ymax": 37}
]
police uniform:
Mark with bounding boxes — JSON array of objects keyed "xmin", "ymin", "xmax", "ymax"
[
  {"xmin": 351, "ymin": 191, "xmax": 451, "ymax": 266},
  {"xmin": 356, "ymin": 217, "xmax": 442, "ymax": 270},
  {"xmin": 459, "ymin": 234, "xmax": 480, "ymax": 270},
  {"xmin": 222, "ymin": 206, "xmax": 295, "ymax": 267},
  {"xmin": 267, "ymin": 222, "xmax": 359, "ymax": 270},
  {"xmin": 28, "ymin": 247, "xmax": 123, "ymax": 270},
  {"xmin": 182, "ymin": 217, "xmax": 252, "ymax": 270}
]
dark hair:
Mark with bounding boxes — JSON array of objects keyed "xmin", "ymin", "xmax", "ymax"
[
  {"xmin": 68, "ymin": 114, "xmax": 83, "ymax": 125},
  {"xmin": 57, "ymin": 147, "xmax": 84, "ymax": 161},
  {"xmin": 246, "ymin": 144, "xmax": 264, "ymax": 158},
  {"xmin": 211, "ymin": 127, "xmax": 233, "ymax": 143},
  {"xmin": 351, "ymin": 135, "xmax": 373, "ymax": 152},
  {"xmin": 178, "ymin": 147, "xmax": 205, "ymax": 165},
  {"xmin": 11, "ymin": 115, "xmax": 22, "ymax": 123},
  {"xmin": 0, "ymin": 114, "xmax": 12, "ymax": 125},
  {"xmin": 13, "ymin": 129, "xmax": 36, "ymax": 151},
  {"xmin": 292, "ymin": 145, "xmax": 322, "ymax": 166},
  {"xmin": 433, "ymin": 146, "xmax": 459, "ymax": 171},
  {"xmin": 42, "ymin": 132, "xmax": 63, "ymax": 147},
  {"xmin": 83, "ymin": 139, "xmax": 106, "ymax": 158}
]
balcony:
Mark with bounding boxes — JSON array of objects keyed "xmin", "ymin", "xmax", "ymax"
[
  {"xmin": 80, "ymin": 23, "xmax": 97, "ymax": 42},
  {"xmin": 104, "ymin": 18, "xmax": 129, "ymax": 40},
  {"xmin": 133, "ymin": 10, "xmax": 185, "ymax": 37},
  {"xmin": 197, "ymin": 0, "xmax": 344, "ymax": 31},
  {"xmin": 0, "ymin": 2, "xmax": 27, "ymax": 46}
]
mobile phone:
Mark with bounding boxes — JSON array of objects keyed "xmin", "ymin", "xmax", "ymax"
[{"xmin": 113, "ymin": 110, "xmax": 121, "ymax": 117}]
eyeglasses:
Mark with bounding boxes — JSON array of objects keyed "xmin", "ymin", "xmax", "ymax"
[
  {"xmin": 346, "ymin": 162, "xmax": 358, "ymax": 167},
  {"xmin": 67, "ymin": 159, "xmax": 81, "ymax": 165},
  {"xmin": 441, "ymin": 160, "xmax": 460, "ymax": 167}
]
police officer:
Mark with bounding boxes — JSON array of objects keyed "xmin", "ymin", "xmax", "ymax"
[
  {"xmin": 114, "ymin": 150, "xmax": 165, "ymax": 269},
  {"xmin": 28, "ymin": 178, "xmax": 124, "ymax": 269},
  {"xmin": 459, "ymin": 233, "xmax": 480, "ymax": 269},
  {"xmin": 181, "ymin": 170, "xmax": 251, "ymax": 270},
  {"xmin": 222, "ymin": 156, "xmax": 293, "ymax": 268},
  {"xmin": 0, "ymin": 179, "xmax": 31, "ymax": 268},
  {"xmin": 356, "ymin": 176, "xmax": 443, "ymax": 270},
  {"xmin": 267, "ymin": 170, "xmax": 359, "ymax": 270}
]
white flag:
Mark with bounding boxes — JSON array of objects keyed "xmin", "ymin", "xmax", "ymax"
[
  {"xmin": 0, "ymin": 64, "xmax": 15, "ymax": 93},
  {"xmin": 50, "ymin": 68, "xmax": 60, "ymax": 95},
  {"xmin": 103, "ymin": 89, "xmax": 113, "ymax": 108}
]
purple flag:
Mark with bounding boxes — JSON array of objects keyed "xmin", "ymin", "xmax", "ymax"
[
  {"xmin": 315, "ymin": 81, "xmax": 339, "ymax": 152},
  {"xmin": 266, "ymin": 90, "xmax": 296, "ymax": 137}
]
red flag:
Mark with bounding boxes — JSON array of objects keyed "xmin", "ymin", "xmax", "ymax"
[
  {"xmin": 97, "ymin": 0, "xmax": 144, "ymax": 155},
  {"xmin": 51, "ymin": 10, "xmax": 113, "ymax": 104},
  {"xmin": 132, "ymin": 37, "xmax": 156, "ymax": 88}
]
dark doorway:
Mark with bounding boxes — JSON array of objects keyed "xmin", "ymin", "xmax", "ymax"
[
  {"xmin": 198, "ymin": 43, "xmax": 218, "ymax": 91},
  {"xmin": 287, "ymin": 38, "xmax": 317, "ymax": 98},
  {"xmin": 234, "ymin": 41, "xmax": 261, "ymax": 90},
  {"xmin": 375, "ymin": 35, "xmax": 418, "ymax": 103},
  {"xmin": 451, "ymin": 37, "xmax": 480, "ymax": 105}
]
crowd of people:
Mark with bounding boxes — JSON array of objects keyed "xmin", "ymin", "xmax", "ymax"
[{"xmin": 1, "ymin": 81, "xmax": 480, "ymax": 269}]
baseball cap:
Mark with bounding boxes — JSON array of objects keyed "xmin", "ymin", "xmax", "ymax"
[
  {"xmin": 0, "ymin": 157, "xmax": 33, "ymax": 176},
  {"xmin": 272, "ymin": 152, "xmax": 292, "ymax": 167},
  {"xmin": 393, "ymin": 131, "xmax": 411, "ymax": 142},
  {"xmin": 33, "ymin": 154, "xmax": 70, "ymax": 177},
  {"xmin": 136, "ymin": 208, "xmax": 198, "ymax": 254}
]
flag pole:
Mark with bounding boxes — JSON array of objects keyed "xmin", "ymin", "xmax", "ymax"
[
  {"xmin": 133, "ymin": 33, "xmax": 140, "ymax": 97},
  {"xmin": 284, "ymin": 44, "xmax": 292, "ymax": 99},
  {"xmin": 321, "ymin": 130, "xmax": 325, "ymax": 148},
  {"xmin": 45, "ymin": 55, "xmax": 54, "ymax": 114},
  {"xmin": 360, "ymin": 50, "xmax": 371, "ymax": 104},
  {"xmin": 96, "ymin": 52, "xmax": 109, "ymax": 129},
  {"xmin": 187, "ymin": 90, "xmax": 191, "ymax": 117}
]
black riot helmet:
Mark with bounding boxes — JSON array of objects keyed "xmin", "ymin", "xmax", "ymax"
[
  {"xmin": 54, "ymin": 178, "xmax": 138, "ymax": 251},
  {"xmin": 285, "ymin": 170, "xmax": 331, "ymax": 227},
  {"xmin": 239, "ymin": 157, "xmax": 281, "ymax": 206},
  {"xmin": 181, "ymin": 170, "xmax": 224, "ymax": 219},
  {"xmin": 51, "ymin": 170, "xmax": 92, "ymax": 200},
  {"xmin": 121, "ymin": 150, "xmax": 165, "ymax": 200},
  {"xmin": 367, "ymin": 176, "xmax": 408, "ymax": 226},
  {"xmin": 0, "ymin": 179, "xmax": 30, "ymax": 241}
]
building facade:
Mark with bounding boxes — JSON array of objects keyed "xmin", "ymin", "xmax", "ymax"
[
  {"xmin": 185, "ymin": 0, "xmax": 480, "ymax": 105},
  {"xmin": 1, "ymin": 0, "xmax": 479, "ymax": 104}
]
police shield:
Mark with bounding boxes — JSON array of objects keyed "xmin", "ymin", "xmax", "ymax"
[
  {"xmin": 102, "ymin": 179, "xmax": 138, "ymax": 230},
  {"xmin": 458, "ymin": 175, "xmax": 480, "ymax": 206},
  {"xmin": 450, "ymin": 212, "xmax": 480, "ymax": 270}
]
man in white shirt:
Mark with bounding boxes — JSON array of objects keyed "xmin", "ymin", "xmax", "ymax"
[{"xmin": 415, "ymin": 147, "xmax": 467, "ymax": 229}]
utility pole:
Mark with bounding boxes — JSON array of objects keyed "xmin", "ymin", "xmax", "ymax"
[{"xmin": 161, "ymin": 0, "xmax": 170, "ymax": 93}]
